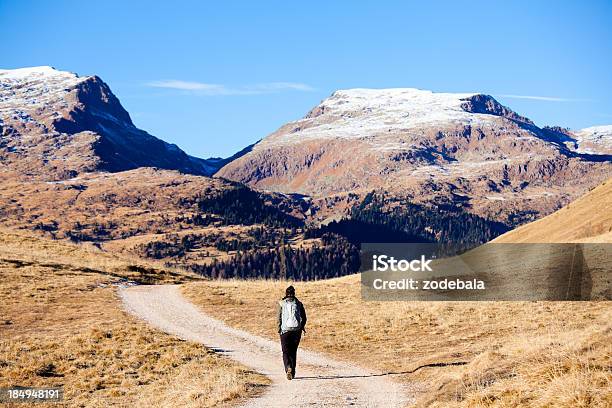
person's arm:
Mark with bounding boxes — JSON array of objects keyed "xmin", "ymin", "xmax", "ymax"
[
  {"xmin": 299, "ymin": 301, "xmax": 307, "ymax": 332},
  {"xmin": 277, "ymin": 301, "xmax": 282, "ymax": 334}
]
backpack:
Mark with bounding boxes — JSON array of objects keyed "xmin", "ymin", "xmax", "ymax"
[{"xmin": 280, "ymin": 298, "xmax": 302, "ymax": 332}]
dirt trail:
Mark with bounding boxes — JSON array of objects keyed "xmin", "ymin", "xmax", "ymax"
[{"xmin": 119, "ymin": 285, "xmax": 414, "ymax": 407}]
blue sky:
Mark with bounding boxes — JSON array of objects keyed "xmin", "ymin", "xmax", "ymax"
[{"xmin": 1, "ymin": 0, "xmax": 611, "ymax": 158}]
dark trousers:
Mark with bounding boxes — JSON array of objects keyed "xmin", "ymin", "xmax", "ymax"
[{"xmin": 280, "ymin": 330, "xmax": 302, "ymax": 374}]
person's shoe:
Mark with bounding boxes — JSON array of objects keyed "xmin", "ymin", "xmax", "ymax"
[{"xmin": 286, "ymin": 368, "xmax": 293, "ymax": 380}]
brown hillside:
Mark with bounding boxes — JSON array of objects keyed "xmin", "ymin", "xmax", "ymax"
[
  {"xmin": 0, "ymin": 168, "xmax": 315, "ymax": 278},
  {"xmin": 494, "ymin": 178, "xmax": 612, "ymax": 243}
]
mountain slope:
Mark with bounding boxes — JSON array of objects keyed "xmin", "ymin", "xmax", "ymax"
[
  {"xmin": 494, "ymin": 178, "xmax": 612, "ymax": 243},
  {"xmin": 0, "ymin": 167, "xmax": 312, "ymax": 270},
  {"xmin": 217, "ymin": 88, "xmax": 611, "ymax": 226},
  {"xmin": 0, "ymin": 66, "xmax": 218, "ymax": 179}
]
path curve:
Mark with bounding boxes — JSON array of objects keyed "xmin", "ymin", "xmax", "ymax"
[{"xmin": 119, "ymin": 285, "xmax": 413, "ymax": 407}]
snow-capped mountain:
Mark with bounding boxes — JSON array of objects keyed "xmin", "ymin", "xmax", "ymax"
[
  {"xmin": 1, "ymin": 67, "xmax": 609, "ymax": 227},
  {"xmin": 0, "ymin": 66, "xmax": 218, "ymax": 179},
  {"xmin": 258, "ymin": 88, "xmax": 532, "ymax": 146},
  {"xmin": 217, "ymin": 88, "xmax": 611, "ymax": 225}
]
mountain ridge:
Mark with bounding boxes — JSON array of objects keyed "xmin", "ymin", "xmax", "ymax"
[
  {"xmin": 0, "ymin": 66, "xmax": 224, "ymax": 179},
  {"xmin": 2, "ymin": 66, "xmax": 610, "ymax": 231}
]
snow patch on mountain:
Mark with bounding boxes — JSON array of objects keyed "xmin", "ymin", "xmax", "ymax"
[
  {"xmin": 259, "ymin": 88, "xmax": 508, "ymax": 148},
  {"xmin": 0, "ymin": 66, "xmax": 86, "ymax": 117},
  {"xmin": 572, "ymin": 125, "xmax": 612, "ymax": 154},
  {"xmin": 0, "ymin": 66, "xmax": 77, "ymax": 79}
]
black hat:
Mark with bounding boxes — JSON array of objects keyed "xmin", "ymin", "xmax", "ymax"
[{"xmin": 285, "ymin": 285, "xmax": 295, "ymax": 297}]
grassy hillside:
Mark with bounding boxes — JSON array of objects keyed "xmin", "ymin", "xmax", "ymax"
[
  {"xmin": 0, "ymin": 228, "xmax": 268, "ymax": 407},
  {"xmin": 183, "ymin": 277, "xmax": 611, "ymax": 407},
  {"xmin": 0, "ymin": 168, "xmax": 511, "ymax": 282},
  {"xmin": 494, "ymin": 178, "xmax": 612, "ymax": 243}
]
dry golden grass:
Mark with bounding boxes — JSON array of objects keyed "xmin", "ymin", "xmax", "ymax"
[
  {"xmin": 0, "ymin": 227, "xmax": 195, "ymax": 285},
  {"xmin": 0, "ymin": 228, "xmax": 269, "ymax": 407},
  {"xmin": 0, "ymin": 168, "xmax": 312, "ymax": 276},
  {"xmin": 183, "ymin": 276, "xmax": 611, "ymax": 407},
  {"xmin": 494, "ymin": 178, "xmax": 612, "ymax": 243}
]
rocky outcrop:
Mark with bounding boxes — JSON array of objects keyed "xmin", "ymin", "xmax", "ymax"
[{"xmin": 460, "ymin": 94, "xmax": 534, "ymax": 125}]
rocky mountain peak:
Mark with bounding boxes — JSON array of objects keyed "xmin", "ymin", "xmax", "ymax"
[
  {"xmin": 0, "ymin": 67, "xmax": 218, "ymax": 179},
  {"xmin": 459, "ymin": 94, "xmax": 534, "ymax": 125}
]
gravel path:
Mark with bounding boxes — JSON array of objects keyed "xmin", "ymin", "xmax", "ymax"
[{"xmin": 119, "ymin": 285, "xmax": 414, "ymax": 407}]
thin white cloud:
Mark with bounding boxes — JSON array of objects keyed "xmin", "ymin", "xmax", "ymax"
[
  {"xmin": 147, "ymin": 80, "xmax": 226, "ymax": 92},
  {"xmin": 146, "ymin": 80, "xmax": 315, "ymax": 95},
  {"xmin": 498, "ymin": 94, "xmax": 587, "ymax": 102}
]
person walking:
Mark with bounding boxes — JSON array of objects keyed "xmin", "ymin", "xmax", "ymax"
[{"xmin": 278, "ymin": 285, "xmax": 307, "ymax": 380}]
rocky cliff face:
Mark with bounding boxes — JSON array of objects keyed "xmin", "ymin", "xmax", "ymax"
[
  {"xmin": 0, "ymin": 66, "xmax": 217, "ymax": 179},
  {"xmin": 217, "ymin": 88, "xmax": 611, "ymax": 226}
]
